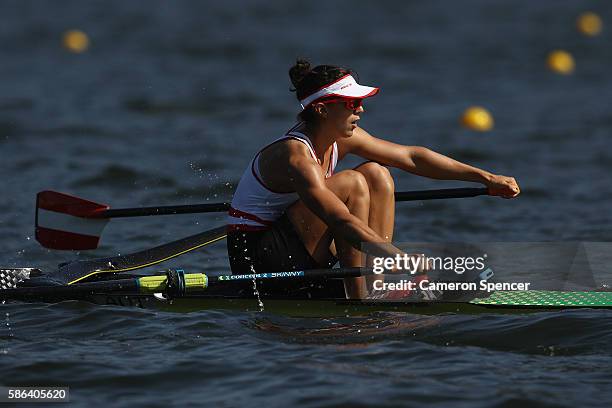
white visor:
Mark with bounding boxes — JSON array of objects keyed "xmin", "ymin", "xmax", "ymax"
[{"xmin": 299, "ymin": 74, "xmax": 379, "ymax": 109}]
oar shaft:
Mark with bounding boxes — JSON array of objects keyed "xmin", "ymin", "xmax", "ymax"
[
  {"xmin": 208, "ymin": 267, "xmax": 366, "ymax": 284},
  {"xmin": 95, "ymin": 188, "xmax": 489, "ymax": 218},
  {"xmin": 98, "ymin": 203, "xmax": 230, "ymax": 218},
  {"xmin": 0, "ymin": 273, "xmax": 206, "ymax": 299},
  {"xmin": 1, "ymin": 268, "xmax": 372, "ymax": 301},
  {"xmin": 395, "ymin": 187, "xmax": 487, "ymax": 201}
]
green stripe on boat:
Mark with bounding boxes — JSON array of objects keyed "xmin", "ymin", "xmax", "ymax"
[{"xmin": 471, "ymin": 291, "xmax": 612, "ymax": 307}]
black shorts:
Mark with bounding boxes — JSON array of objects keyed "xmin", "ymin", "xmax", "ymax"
[{"xmin": 227, "ymin": 213, "xmax": 337, "ymax": 274}]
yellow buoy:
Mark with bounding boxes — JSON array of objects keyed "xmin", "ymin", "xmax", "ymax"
[
  {"xmin": 577, "ymin": 12, "xmax": 602, "ymax": 36},
  {"xmin": 62, "ymin": 30, "xmax": 89, "ymax": 53},
  {"xmin": 460, "ymin": 106, "xmax": 494, "ymax": 132},
  {"xmin": 546, "ymin": 50, "xmax": 575, "ymax": 75}
]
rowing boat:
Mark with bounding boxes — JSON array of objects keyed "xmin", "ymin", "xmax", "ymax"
[
  {"xmin": 2, "ymin": 267, "xmax": 611, "ymax": 316},
  {"xmin": 2, "ymin": 187, "xmax": 608, "ymax": 316},
  {"xmin": 95, "ymin": 289, "xmax": 612, "ymax": 316}
]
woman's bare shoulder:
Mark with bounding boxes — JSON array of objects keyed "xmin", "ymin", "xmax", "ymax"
[{"xmin": 263, "ymin": 137, "xmax": 310, "ymax": 156}]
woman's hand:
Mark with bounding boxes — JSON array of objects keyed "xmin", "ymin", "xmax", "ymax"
[{"xmin": 486, "ymin": 175, "xmax": 520, "ymax": 198}]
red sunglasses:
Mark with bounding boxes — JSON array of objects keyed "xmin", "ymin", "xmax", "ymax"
[{"xmin": 319, "ymin": 98, "xmax": 363, "ymax": 110}]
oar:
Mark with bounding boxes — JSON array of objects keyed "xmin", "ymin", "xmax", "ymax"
[
  {"xmin": 35, "ymin": 191, "xmax": 231, "ymax": 250},
  {"xmin": 35, "ymin": 188, "xmax": 489, "ymax": 250},
  {"xmin": 1, "ymin": 267, "xmax": 368, "ymax": 301}
]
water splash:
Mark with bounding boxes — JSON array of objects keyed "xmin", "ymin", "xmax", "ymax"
[
  {"xmin": 2, "ymin": 308, "xmax": 12, "ymax": 355},
  {"xmin": 248, "ymin": 261, "xmax": 264, "ymax": 312}
]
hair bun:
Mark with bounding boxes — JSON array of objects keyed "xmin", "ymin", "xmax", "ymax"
[{"xmin": 289, "ymin": 58, "xmax": 312, "ymax": 90}]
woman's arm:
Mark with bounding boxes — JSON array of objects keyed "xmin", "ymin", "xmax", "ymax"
[
  {"xmin": 340, "ymin": 127, "xmax": 520, "ymax": 198},
  {"xmin": 284, "ymin": 147, "xmax": 403, "ymax": 258}
]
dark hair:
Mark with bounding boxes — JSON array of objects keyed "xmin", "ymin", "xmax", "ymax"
[{"xmin": 289, "ymin": 58, "xmax": 355, "ymax": 123}]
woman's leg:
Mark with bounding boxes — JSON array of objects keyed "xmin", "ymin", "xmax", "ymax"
[
  {"xmin": 353, "ymin": 162, "xmax": 395, "ymax": 251},
  {"xmin": 287, "ymin": 169, "xmax": 373, "ymax": 298},
  {"xmin": 352, "ymin": 162, "xmax": 396, "ymax": 290}
]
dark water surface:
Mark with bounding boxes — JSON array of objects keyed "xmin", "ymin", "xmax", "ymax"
[{"xmin": 2, "ymin": 0, "xmax": 612, "ymax": 406}]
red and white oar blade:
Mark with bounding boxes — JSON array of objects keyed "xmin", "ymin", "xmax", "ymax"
[{"xmin": 35, "ymin": 191, "xmax": 110, "ymax": 250}]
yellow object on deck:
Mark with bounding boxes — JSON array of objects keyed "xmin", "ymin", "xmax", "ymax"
[{"xmin": 137, "ymin": 273, "xmax": 208, "ymax": 294}]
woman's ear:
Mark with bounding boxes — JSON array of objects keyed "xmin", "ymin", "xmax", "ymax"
[{"xmin": 313, "ymin": 102, "xmax": 327, "ymax": 118}]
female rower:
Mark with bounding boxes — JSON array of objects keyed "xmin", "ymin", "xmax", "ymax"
[{"xmin": 227, "ymin": 59, "xmax": 520, "ymax": 299}]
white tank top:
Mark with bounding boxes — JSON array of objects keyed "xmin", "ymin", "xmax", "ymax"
[{"xmin": 227, "ymin": 123, "xmax": 338, "ymax": 231}]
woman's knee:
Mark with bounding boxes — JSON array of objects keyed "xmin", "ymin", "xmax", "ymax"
[
  {"xmin": 355, "ymin": 162, "xmax": 395, "ymax": 194},
  {"xmin": 345, "ymin": 169, "xmax": 370, "ymax": 198},
  {"xmin": 325, "ymin": 169, "xmax": 370, "ymax": 204}
]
